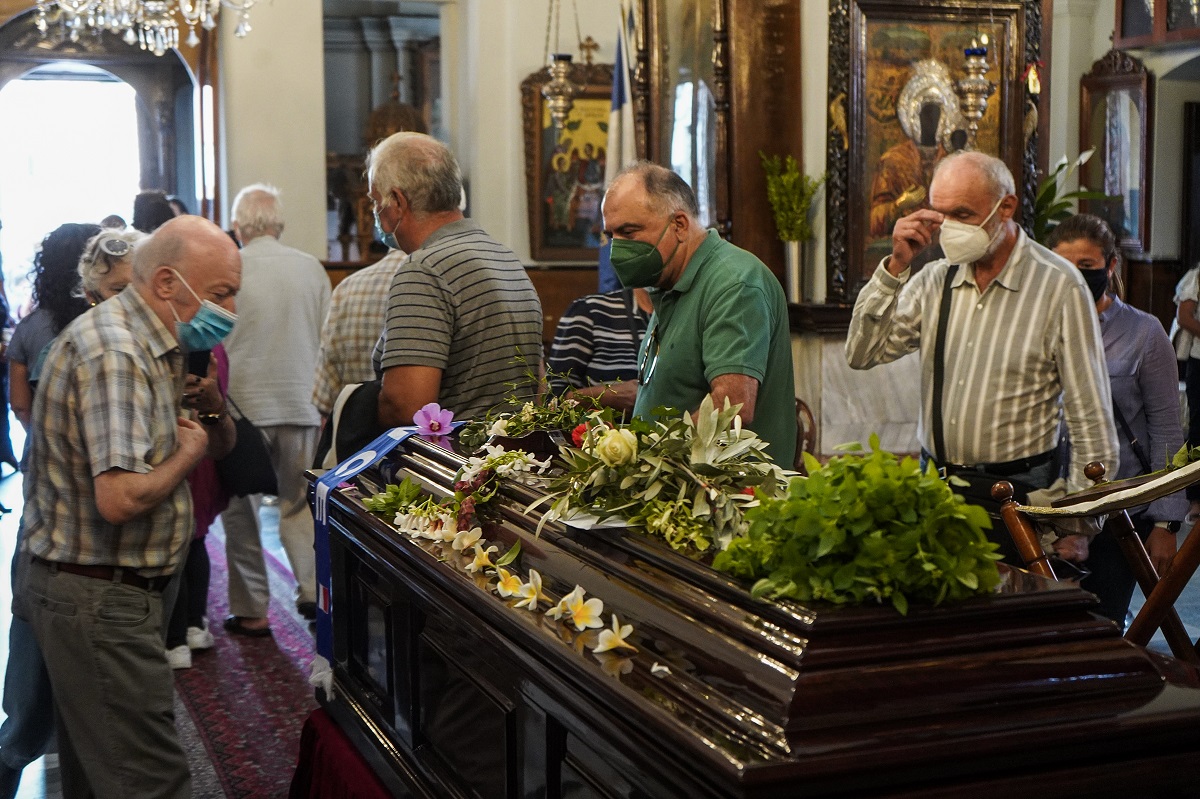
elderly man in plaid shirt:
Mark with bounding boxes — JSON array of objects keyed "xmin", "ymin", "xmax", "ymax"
[{"xmin": 22, "ymin": 215, "xmax": 240, "ymax": 798}]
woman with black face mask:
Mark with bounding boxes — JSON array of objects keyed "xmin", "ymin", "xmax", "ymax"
[{"xmin": 1048, "ymin": 213, "xmax": 1186, "ymax": 628}]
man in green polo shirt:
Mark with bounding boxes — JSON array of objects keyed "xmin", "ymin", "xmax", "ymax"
[{"xmin": 599, "ymin": 161, "xmax": 797, "ymax": 466}]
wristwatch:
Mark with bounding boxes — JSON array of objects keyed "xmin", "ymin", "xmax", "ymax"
[
  {"xmin": 1155, "ymin": 520, "xmax": 1182, "ymax": 534},
  {"xmin": 197, "ymin": 410, "xmax": 226, "ymax": 426}
]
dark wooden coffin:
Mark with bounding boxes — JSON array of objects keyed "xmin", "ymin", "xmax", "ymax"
[{"xmin": 311, "ymin": 436, "xmax": 1200, "ymax": 798}]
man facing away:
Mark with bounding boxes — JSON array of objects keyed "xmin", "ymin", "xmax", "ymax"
[
  {"xmin": 312, "ymin": 248, "xmax": 405, "ymax": 418},
  {"xmin": 221, "ymin": 184, "xmax": 330, "ymax": 634},
  {"xmin": 846, "ymin": 151, "xmax": 1118, "ymax": 560},
  {"xmin": 598, "ymin": 161, "xmax": 797, "ymax": 467},
  {"xmin": 22, "ymin": 215, "xmax": 240, "ymax": 798},
  {"xmin": 369, "ymin": 132, "xmax": 543, "ymax": 426}
]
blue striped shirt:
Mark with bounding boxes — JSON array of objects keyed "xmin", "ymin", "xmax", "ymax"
[{"xmin": 547, "ymin": 290, "xmax": 648, "ymax": 392}]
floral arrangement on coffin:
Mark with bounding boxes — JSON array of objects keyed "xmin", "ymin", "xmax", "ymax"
[
  {"xmin": 711, "ymin": 435, "xmax": 1002, "ymax": 615},
  {"xmin": 535, "ymin": 395, "xmax": 787, "ymax": 553},
  {"xmin": 365, "ymin": 478, "xmax": 638, "ymax": 661},
  {"xmin": 364, "ymin": 445, "xmax": 551, "ymax": 533},
  {"xmin": 458, "ymin": 392, "xmax": 600, "ymax": 453}
]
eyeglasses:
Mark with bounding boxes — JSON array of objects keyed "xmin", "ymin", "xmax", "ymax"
[
  {"xmin": 637, "ymin": 324, "xmax": 660, "ymax": 385},
  {"xmin": 99, "ymin": 237, "xmax": 131, "ymax": 257}
]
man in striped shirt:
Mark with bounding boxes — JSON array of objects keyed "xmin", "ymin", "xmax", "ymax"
[
  {"xmin": 846, "ymin": 152, "xmax": 1117, "ymax": 515},
  {"xmin": 368, "ymin": 132, "xmax": 543, "ymax": 424}
]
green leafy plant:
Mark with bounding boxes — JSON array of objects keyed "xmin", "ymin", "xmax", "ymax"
[
  {"xmin": 712, "ymin": 435, "xmax": 1001, "ymax": 615},
  {"xmin": 534, "ymin": 395, "xmax": 786, "ymax": 552},
  {"xmin": 1033, "ymin": 149, "xmax": 1113, "ymax": 243},
  {"xmin": 760, "ymin": 152, "xmax": 825, "ymax": 243}
]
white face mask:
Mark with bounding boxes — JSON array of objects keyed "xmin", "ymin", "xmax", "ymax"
[{"xmin": 938, "ymin": 197, "xmax": 1005, "ymax": 265}]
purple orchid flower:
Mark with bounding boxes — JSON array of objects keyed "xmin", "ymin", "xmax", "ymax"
[{"xmin": 414, "ymin": 402, "xmax": 454, "ymax": 436}]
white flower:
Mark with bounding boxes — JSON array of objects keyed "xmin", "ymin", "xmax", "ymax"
[
  {"xmin": 488, "ymin": 418, "xmax": 510, "ymax": 438},
  {"xmin": 592, "ymin": 614, "xmax": 636, "ymax": 654},
  {"xmin": 565, "ymin": 589, "xmax": 605, "ymax": 631},
  {"xmin": 519, "ymin": 402, "xmax": 536, "ymax": 422},
  {"xmin": 651, "ymin": 662, "xmax": 671, "ymax": 677},
  {"xmin": 514, "ymin": 569, "xmax": 549, "ymax": 610},
  {"xmin": 495, "ymin": 567, "xmax": 524, "ymax": 598},
  {"xmin": 545, "ymin": 585, "xmax": 583, "ymax": 621},
  {"xmin": 465, "ymin": 542, "xmax": 498, "ymax": 573},
  {"xmin": 595, "ymin": 428, "xmax": 638, "ymax": 467},
  {"xmin": 452, "ymin": 527, "xmax": 483, "ymax": 552}
]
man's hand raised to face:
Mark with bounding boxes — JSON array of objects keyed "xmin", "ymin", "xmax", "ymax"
[{"xmin": 888, "ymin": 208, "xmax": 944, "ymax": 276}]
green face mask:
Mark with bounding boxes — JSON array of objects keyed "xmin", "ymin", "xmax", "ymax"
[{"xmin": 610, "ymin": 223, "xmax": 677, "ymax": 288}]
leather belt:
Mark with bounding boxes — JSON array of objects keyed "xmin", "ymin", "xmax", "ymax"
[
  {"xmin": 33, "ymin": 556, "xmax": 171, "ymax": 593},
  {"xmin": 921, "ymin": 449, "xmax": 1055, "ymax": 478}
]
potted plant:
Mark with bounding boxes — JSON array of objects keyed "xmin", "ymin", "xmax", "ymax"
[{"xmin": 760, "ymin": 152, "xmax": 825, "ymax": 303}]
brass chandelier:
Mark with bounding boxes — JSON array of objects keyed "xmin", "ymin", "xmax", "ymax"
[{"xmin": 34, "ymin": 0, "xmax": 253, "ymax": 56}]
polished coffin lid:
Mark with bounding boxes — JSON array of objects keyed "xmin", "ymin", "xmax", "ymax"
[{"xmin": 320, "ymin": 435, "xmax": 1200, "ymax": 794}]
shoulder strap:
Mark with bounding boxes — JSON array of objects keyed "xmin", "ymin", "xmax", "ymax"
[
  {"xmin": 620, "ymin": 289, "xmax": 642, "ymax": 343},
  {"xmin": 931, "ymin": 264, "xmax": 959, "ymax": 463},
  {"xmin": 1111, "ymin": 401, "xmax": 1153, "ymax": 474}
]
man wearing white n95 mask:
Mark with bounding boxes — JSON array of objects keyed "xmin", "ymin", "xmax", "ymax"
[{"xmin": 845, "ymin": 151, "xmax": 1118, "ymax": 561}]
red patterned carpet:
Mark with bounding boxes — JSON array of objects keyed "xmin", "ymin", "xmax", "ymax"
[{"xmin": 173, "ymin": 532, "xmax": 318, "ymax": 799}]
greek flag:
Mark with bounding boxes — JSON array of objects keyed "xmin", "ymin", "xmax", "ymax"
[{"xmin": 598, "ymin": 0, "xmax": 637, "ymax": 292}]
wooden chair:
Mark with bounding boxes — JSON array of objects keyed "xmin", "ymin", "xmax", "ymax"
[
  {"xmin": 993, "ymin": 462, "xmax": 1200, "ymax": 666},
  {"xmin": 793, "ymin": 398, "xmax": 817, "ymax": 473}
]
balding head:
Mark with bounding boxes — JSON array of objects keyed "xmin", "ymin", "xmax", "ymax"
[
  {"xmin": 134, "ymin": 216, "xmax": 242, "ymax": 337},
  {"xmin": 932, "ymin": 151, "xmax": 1015, "ymax": 204},
  {"xmin": 367, "ymin": 132, "xmax": 463, "ymax": 216},
  {"xmin": 609, "ymin": 161, "xmax": 701, "ymax": 221}
]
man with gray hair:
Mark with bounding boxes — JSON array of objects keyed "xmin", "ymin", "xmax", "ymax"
[
  {"xmin": 369, "ymin": 132, "xmax": 542, "ymax": 425},
  {"xmin": 599, "ymin": 161, "xmax": 797, "ymax": 465},
  {"xmin": 846, "ymin": 151, "xmax": 1117, "ymax": 560},
  {"xmin": 23, "ymin": 216, "xmax": 239, "ymax": 797},
  {"xmin": 221, "ymin": 183, "xmax": 330, "ymax": 635}
]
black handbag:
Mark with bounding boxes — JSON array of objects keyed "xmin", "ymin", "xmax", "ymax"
[{"xmin": 215, "ymin": 398, "xmax": 278, "ymax": 497}]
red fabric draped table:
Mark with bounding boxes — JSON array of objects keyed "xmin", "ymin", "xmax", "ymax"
[{"xmin": 289, "ymin": 708, "xmax": 391, "ymax": 799}]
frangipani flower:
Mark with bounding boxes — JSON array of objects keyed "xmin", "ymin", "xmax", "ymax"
[
  {"xmin": 545, "ymin": 585, "xmax": 583, "ymax": 621},
  {"xmin": 514, "ymin": 569, "xmax": 550, "ymax": 610},
  {"xmin": 465, "ymin": 542, "xmax": 498, "ymax": 573},
  {"xmin": 414, "ymin": 403, "xmax": 454, "ymax": 436},
  {"xmin": 495, "ymin": 567, "xmax": 524, "ymax": 598},
  {"xmin": 565, "ymin": 588, "xmax": 605, "ymax": 631},
  {"xmin": 592, "ymin": 614, "xmax": 637, "ymax": 654},
  {"xmin": 452, "ymin": 527, "xmax": 483, "ymax": 552}
]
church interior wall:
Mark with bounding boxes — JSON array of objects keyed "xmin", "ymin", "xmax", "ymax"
[
  {"xmin": 218, "ymin": 0, "xmax": 328, "ymax": 259},
  {"xmin": 178, "ymin": 0, "xmax": 1182, "ymax": 454}
]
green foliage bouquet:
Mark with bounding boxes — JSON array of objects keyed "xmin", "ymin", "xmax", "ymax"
[
  {"xmin": 536, "ymin": 396, "xmax": 787, "ymax": 552},
  {"xmin": 712, "ymin": 436, "xmax": 1002, "ymax": 614},
  {"xmin": 760, "ymin": 152, "xmax": 825, "ymax": 243}
]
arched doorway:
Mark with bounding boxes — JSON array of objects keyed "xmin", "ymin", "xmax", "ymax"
[{"xmin": 0, "ymin": 10, "xmax": 206, "ymax": 305}]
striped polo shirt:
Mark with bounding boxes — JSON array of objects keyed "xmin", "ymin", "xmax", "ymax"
[
  {"xmin": 373, "ymin": 218, "xmax": 543, "ymax": 419},
  {"xmin": 846, "ymin": 228, "xmax": 1118, "ymax": 492}
]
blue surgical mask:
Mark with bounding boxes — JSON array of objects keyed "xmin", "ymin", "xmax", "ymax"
[
  {"xmin": 170, "ymin": 269, "xmax": 237, "ymax": 352},
  {"xmin": 374, "ymin": 209, "xmax": 400, "ymax": 251}
]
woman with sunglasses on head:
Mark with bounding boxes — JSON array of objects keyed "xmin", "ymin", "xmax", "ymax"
[{"xmin": 1048, "ymin": 213, "xmax": 1186, "ymax": 628}]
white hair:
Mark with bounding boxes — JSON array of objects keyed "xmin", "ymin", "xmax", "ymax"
[
  {"xmin": 231, "ymin": 183, "xmax": 284, "ymax": 240},
  {"xmin": 933, "ymin": 151, "xmax": 1015, "ymax": 200}
]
